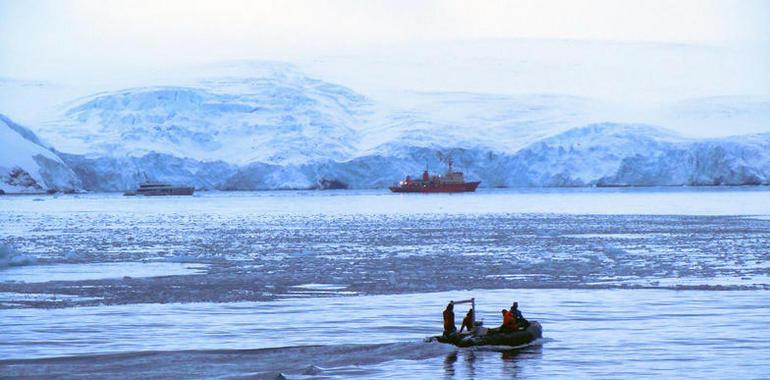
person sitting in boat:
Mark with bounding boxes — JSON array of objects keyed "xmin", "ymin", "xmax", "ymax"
[
  {"xmin": 500, "ymin": 308, "xmax": 516, "ymax": 332},
  {"xmin": 443, "ymin": 302, "xmax": 456, "ymax": 336},
  {"xmin": 459, "ymin": 308, "xmax": 474, "ymax": 333},
  {"xmin": 510, "ymin": 302, "xmax": 530, "ymax": 329}
]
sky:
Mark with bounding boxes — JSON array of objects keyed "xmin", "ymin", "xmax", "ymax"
[
  {"xmin": 1, "ymin": 0, "xmax": 769, "ymax": 80},
  {"xmin": 1, "ymin": 0, "xmax": 769, "ymax": 138}
]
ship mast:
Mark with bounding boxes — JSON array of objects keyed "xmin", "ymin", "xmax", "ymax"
[{"xmin": 437, "ymin": 151, "xmax": 454, "ymax": 174}]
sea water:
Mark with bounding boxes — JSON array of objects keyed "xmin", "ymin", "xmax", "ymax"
[{"xmin": 1, "ymin": 188, "xmax": 769, "ymax": 378}]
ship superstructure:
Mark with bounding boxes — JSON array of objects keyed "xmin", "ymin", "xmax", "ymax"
[
  {"xmin": 389, "ymin": 159, "xmax": 480, "ymax": 193},
  {"xmin": 124, "ymin": 182, "xmax": 195, "ymax": 196}
]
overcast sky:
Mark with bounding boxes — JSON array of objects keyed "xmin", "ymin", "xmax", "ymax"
[{"xmin": 1, "ymin": 0, "xmax": 769, "ymax": 80}]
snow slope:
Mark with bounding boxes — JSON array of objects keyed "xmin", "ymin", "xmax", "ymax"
[
  {"xmin": 43, "ymin": 68, "xmax": 369, "ymax": 165},
  {"xmin": 0, "ymin": 115, "xmax": 81, "ymax": 193},
  {"xmin": 4, "ymin": 60, "xmax": 770, "ymax": 191},
  {"xmin": 50, "ymin": 87, "xmax": 620, "ymax": 190},
  {"xmin": 655, "ymin": 96, "xmax": 770, "ymax": 138}
]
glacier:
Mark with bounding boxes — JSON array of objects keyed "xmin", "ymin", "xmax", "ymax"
[
  {"xmin": 0, "ymin": 115, "xmax": 81, "ymax": 193},
  {"xmin": 1, "ymin": 62, "xmax": 769, "ymax": 191},
  {"xmin": 56, "ymin": 122, "xmax": 770, "ymax": 191}
]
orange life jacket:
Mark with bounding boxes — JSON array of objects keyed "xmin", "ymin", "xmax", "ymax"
[
  {"xmin": 443, "ymin": 309, "xmax": 455, "ymax": 331},
  {"xmin": 462, "ymin": 314, "xmax": 473, "ymax": 328},
  {"xmin": 503, "ymin": 310, "xmax": 516, "ymax": 327}
]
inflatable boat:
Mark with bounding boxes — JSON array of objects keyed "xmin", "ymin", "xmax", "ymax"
[
  {"xmin": 428, "ymin": 297, "xmax": 542, "ymax": 348},
  {"xmin": 431, "ymin": 321, "xmax": 543, "ymax": 348}
]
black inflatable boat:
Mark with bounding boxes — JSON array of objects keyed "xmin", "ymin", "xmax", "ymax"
[{"xmin": 431, "ymin": 321, "xmax": 543, "ymax": 348}]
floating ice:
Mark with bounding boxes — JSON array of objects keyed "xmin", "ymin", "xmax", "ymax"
[
  {"xmin": 0, "ymin": 291, "xmax": 102, "ymax": 307},
  {"xmin": 0, "ymin": 262, "xmax": 208, "ymax": 283},
  {"xmin": 0, "ymin": 243, "xmax": 36, "ymax": 268},
  {"xmin": 291, "ymin": 283, "xmax": 349, "ymax": 291},
  {"xmin": 63, "ymin": 251, "xmax": 80, "ymax": 261}
]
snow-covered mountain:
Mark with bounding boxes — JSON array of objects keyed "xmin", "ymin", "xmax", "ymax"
[
  {"xmin": 42, "ymin": 69, "xmax": 369, "ymax": 166},
  {"xmin": 3, "ymin": 61, "xmax": 769, "ymax": 191},
  {"xmin": 0, "ymin": 115, "xmax": 80, "ymax": 193}
]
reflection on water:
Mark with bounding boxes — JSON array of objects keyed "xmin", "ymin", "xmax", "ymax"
[
  {"xmin": 443, "ymin": 350, "xmax": 457, "ymax": 378},
  {"xmin": 501, "ymin": 345, "xmax": 543, "ymax": 377},
  {"xmin": 465, "ymin": 350, "xmax": 477, "ymax": 378},
  {"xmin": 442, "ymin": 345, "xmax": 544, "ymax": 380}
]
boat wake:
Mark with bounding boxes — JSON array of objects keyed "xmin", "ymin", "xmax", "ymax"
[{"xmin": 0, "ymin": 341, "xmax": 456, "ymax": 379}]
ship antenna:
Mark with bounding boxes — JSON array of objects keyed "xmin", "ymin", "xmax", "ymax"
[{"xmin": 437, "ymin": 151, "xmax": 452, "ymax": 174}]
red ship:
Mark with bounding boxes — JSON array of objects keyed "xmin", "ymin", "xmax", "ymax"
[{"xmin": 389, "ymin": 159, "xmax": 481, "ymax": 193}]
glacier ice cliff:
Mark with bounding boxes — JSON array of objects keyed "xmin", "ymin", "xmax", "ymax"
[{"xmin": 2, "ymin": 63, "xmax": 770, "ymax": 191}]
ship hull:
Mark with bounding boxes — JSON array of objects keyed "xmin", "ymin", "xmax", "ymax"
[
  {"xmin": 389, "ymin": 181, "xmax": 480, "ymax": 193},
  {"xmin": 137, "ymin": 187, "xmax": 195, "ymax": 196}
]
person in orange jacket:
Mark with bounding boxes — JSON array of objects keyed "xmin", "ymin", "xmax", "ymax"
[
  {"xmin": 443, "ymin": 302, "xmax": 456, "ymax": 336},
  {"xmin": 501, "ymin": 308, "xmax": 517, "ymax": 332},
  {"xmin": 459, "ymin": 308, "xmax": 475, "ymax": 333}
]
